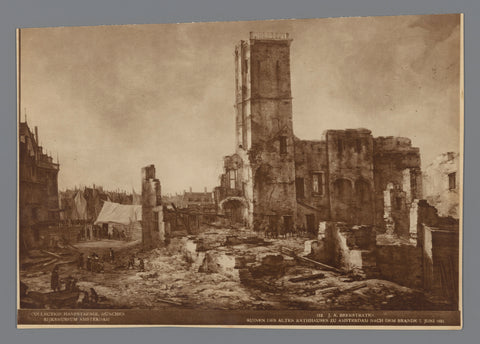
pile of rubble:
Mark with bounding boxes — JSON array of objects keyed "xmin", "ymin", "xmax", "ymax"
[{"xmin": 19, "ymin": 227, "xmax": 449, "ymax": 311}]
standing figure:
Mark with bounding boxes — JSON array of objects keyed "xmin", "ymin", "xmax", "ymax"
[
  {"xmin": 71, "ymin": 277, "xmax": 79, "ymax": 291},
  {"xmin": 90, "ymin": 288, "xmax": 99, "ymax": 303},
  {"xmin": 86, "ymin": 255, "xmax": 92, "ymax": 271},
  {"xmin": 138, "ymin": 258, "xmax": 145, "ymax": 272},
  {"xmin": 77, "ymin": 253, "xmax": 84, "ymax": 269},
  {"xmin": 127, "ymin": 254, "xmax": 135, "ymax": 269},
  {"xmin": 109, "ymin": 248, "xmax": 115, "ymax": 263},
  {"xmin": 92, "ymin": 253, "xmax": 100, "ymax": 272},
  {"xmin": 65, "ymin": 275, "xmax": 73, "ymax": 291},
  {"xmin": 50, "ymin": 265, "xmax": 60, "ymax": 292},
  {"xmin": 82, "ymin": 291, "xmax": 90, "ymax": 305}
]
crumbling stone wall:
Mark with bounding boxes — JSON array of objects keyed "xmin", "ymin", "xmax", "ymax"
[
  {"xmin": 373, "ymin": 136, "xmax": 422, "ymax": 235},
  {"xmin": 326, "ymin": 129, "xmax": 375, "ymax": 225},
  {"xmin": 423, "ymin": 152, "xmax": 460, "ymax": 218},
  {"xmin": 141, "ymin": 165, "xmax": 164, "ymax": 250},
  {"xmin": 218, "ymin": 33, "xmax": 433, "ymax": 238},
  {"xmin": 324, "ymin": 222, "xmax": 376, "ymax": 271},
  {"xmin": 294, "ymin": 139, "xmax": 330, "ymax": 230},
  {"xmin": 215, "ymin": 153, "xmax": 252, "ymax": 225}
]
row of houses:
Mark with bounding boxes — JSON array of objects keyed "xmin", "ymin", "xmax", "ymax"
[
  {"xmin": 19, "ymin": 121, "xmax": 60, "ymax": 251},
  {"xmin": 59, "ymin": 186, "xmax": 140, "ymax": 223}
]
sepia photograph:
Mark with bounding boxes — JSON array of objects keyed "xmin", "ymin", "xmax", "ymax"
[{"xmin": 17, "ymin": 13, "xmax": 463, "ymax": 328}]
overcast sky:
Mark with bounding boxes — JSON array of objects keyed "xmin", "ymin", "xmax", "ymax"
[{"xmin": 19, "ymin": 14, "xmax": 462, "ymax": 195}]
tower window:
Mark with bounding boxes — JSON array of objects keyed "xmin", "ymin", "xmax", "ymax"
[
  {"xmin": 411, "ymin": 173, "xmax": 418, "ymax": 197},
  {"xmin": 355, "ymin": 138, "xmax": 362, "ymax": 153},
  {"xmin": 337, "ymin": 138, "xmax": 344, "ymax": 155},
  {"xmin": 255, "ymin": 61, "xmax": 261, "ymax": 90},
  {"xmin": 279, "ymin": 136, "xmax": 287, "ymax": 154},
  {"xmin": 448, "ymin": 172, "xmax": 456, "ymax": 190},
  {"xmin": 229, "ymin": 170, "xmax": 237, "ymax": 189}
]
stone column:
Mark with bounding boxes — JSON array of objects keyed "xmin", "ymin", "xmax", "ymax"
[{"xmin": 141, "ymin": 165, "xmax": 164, "ymax": 250}]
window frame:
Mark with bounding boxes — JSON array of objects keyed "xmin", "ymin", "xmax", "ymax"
[
  {"xmin": 229, "ymin": 169, "xmax": 237, "ymax": 189},
  {"xmin": 311, "ymin": 171, "xmax": 325, "ymax": 196},
  {"xmin": 279, "ymin": 136, "xmax": 287, "ymax": 154},
  {"xmin": 448, "ymin": 172, "xmax": 456, "ymax": 190}
]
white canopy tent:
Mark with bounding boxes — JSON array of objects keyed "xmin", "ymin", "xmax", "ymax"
[{"xmin": 94, "ymin": 201, "xmax": 142, "ymax": 240}]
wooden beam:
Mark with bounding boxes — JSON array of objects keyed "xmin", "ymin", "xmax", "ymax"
[
  {"xmin": 41, "ymin": 250, "xmax": 62, "ymax": 259},
  {"xmin": 282, "ymin": 247, "xmax": 343, "ymax": 273},
  {"xmin": 289, "ymin": 273, "xmax": 325, "ymax": 283}
]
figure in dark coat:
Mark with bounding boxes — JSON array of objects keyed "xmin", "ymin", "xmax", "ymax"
[
  {"xmin": 65, "ymin": 275, "xmax": 73, "ymax": 291},
  {"xmin": 77, "ymin": 253, "xmax": 84, "ymax": 269},
  {"xmin": 82, "ymin": 291, "xmax": 90, "ymax": 305},
  {"xmin": 51, "ymin": 265, "xmax": 60, "ymax": 292},
  {"xmin": 86, "ymin": 255, "xmax": 92, "ymax": 271},
  {"xmin": 90, "ymin": 288, "xmax": 99, "ymax": 303},
  {"xmin": 127, "ymin": 254, "xmax": 135, "ymax": 269}
]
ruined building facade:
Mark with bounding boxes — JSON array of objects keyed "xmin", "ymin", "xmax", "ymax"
[
  {"xmin": 215, "ymin": 32, "xmax": 423, "ymax": 236},
  {"xmin": 423, "ymin": 152, "xmax": 460, "ymax": 219},
  {"xmin": 19, "ymin": 121, "xmax": 60, "ymax": 250}
]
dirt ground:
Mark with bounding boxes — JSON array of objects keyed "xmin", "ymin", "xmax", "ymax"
[{"xmin": 19, "ymin": 227, "xmax": 450, "ymax": 310}]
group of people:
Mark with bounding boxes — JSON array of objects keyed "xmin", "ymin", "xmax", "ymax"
[
  {"xmin": 127, "ymin": 254, "xmax": 145, "ymax": 272},
  {"xmin": 81, "ymin": 287, "xmax": 99, "ymax": 305},
  {"xmin": 76, "ymin": 248, "xmax": 145, "ymax": 272},
  {"xmin": 50, "ymin": 265, "xmax": 82, "ymax": 293},
  {"xmin": 78, "ymin": 253, "xmax": 97, "ymax": 272},
  {"xmin": 50, "ymin": 264, "xmax": 102, "ymax": 306},
  {"xmin": 77, "ymin": 224, "xmax": 128, "ymax": 242},
  {"xmin": 77, "ymin": 250, "xmax": 114, "ymax": 273}
]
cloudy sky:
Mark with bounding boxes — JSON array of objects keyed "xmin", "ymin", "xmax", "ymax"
[{"xmin": 19, "ymin": 14, "xmax": 462, "ymax": 194}]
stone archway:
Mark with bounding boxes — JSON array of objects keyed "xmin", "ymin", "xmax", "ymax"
[{"xmin": 219, "ymin": 197, "xmax": 248, "ymax": 225}]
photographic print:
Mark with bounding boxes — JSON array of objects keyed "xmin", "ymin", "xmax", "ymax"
[{"xmin": 17, "ymin": 13, "xmax": 463, "ymax": 328}]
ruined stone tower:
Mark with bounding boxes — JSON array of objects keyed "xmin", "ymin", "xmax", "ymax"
[
  {"xmin": 141, "ymin": 164, "xmax": 164, "ymax": 249},
  {"xmin": 234, "ymin": 32, "xmax": 297, "ymax": 227}
]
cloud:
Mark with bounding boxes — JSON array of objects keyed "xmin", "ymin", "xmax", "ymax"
[{"xmin": 19, "ymin": 14, "xmax": 462, "ymax": 193}]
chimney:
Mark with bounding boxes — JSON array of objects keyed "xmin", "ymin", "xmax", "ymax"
[
  {"xmin": 35, "ymin": 126, "xmax": 38, "ymax": 143},
  {"xmin": 189, "ymin": 187, "xmax": 192, "ymax": 193},
  {"xmin": 204, "ymin": 187, "xmax": 207, "ymax": 193}
]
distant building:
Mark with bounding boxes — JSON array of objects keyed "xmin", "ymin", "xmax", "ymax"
[
  {"xmin": 183, "ymin": 187, "xmax": 214, "ymax": 207},
  {"xmin": 215, "ymin": 32, "xmax": 423, "ymax": 237},
  {"xmin": 423, "ymin": 152, "xmax": 460, "ymax": 218},
  {"xmin": 59, "ymin": 186, "xmax": 133, "ymax": 223},
  {"xmin": 19, "ymin": 121, "xmax": 60, "ymax": 249}
]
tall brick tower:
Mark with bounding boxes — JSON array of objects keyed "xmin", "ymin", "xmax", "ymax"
[{"xmin": 234, "ymin": 32, "xmax": 297, "ymax": 228}]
